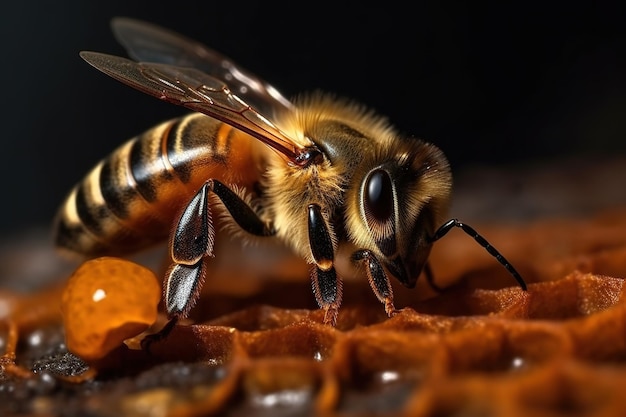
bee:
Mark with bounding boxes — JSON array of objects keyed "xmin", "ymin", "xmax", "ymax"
[{"xmin": 55, "ymin": 17, "xmax": 527, "ymax": 328}]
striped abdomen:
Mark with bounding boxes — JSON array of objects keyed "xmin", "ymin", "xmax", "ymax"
[{"xmin": 55, "ymin": 113, "xmax": 260, "ymax": 257}]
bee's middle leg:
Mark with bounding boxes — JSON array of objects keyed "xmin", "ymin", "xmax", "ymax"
[{"xmin": 308, "ymin": 204, "xmax": 342, "ymax": 326}]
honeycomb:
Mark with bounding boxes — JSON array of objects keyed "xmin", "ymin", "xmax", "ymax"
[{"xmin": 2, "ymin": 196, "xmax": 626, "ymax": 415}]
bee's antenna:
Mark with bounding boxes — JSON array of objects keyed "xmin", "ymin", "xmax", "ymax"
[{"xmin": 429, "ymin": 219, "xmax": 527, "ymax": 290}]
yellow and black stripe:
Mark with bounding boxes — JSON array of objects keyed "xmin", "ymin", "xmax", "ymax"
[{"xmin": 54, "ymin": 113, "xmax": 259, "ymax": 258}]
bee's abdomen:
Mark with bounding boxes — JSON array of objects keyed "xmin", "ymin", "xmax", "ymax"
[{"xmin": 54, "ymin": 113, "xmax": 256, "ymax": 257}]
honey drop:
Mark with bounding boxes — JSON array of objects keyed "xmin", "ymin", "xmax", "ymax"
[{"xmin": 61, "ymin": 257, "xmax": 161, "ymax": 362}]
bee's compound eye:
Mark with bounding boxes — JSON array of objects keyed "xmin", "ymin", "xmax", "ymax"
[{"xmin": 364, "ymin": 169, "xmax": 394, "ymax": 222}]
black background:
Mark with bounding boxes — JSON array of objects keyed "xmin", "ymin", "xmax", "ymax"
[{"xmin": 2, "ymin": 1, "xmax": 626, "ymax": 237}]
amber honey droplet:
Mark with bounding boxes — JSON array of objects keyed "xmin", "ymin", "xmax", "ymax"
[{"xmin": 61, "ymin": 257, "xmax": 161, "ymax": 362}]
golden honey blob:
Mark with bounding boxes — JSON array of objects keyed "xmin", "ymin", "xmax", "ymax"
[{"xmin": 61, "ymin": 257, "xmax": 161, "ymax": 362}]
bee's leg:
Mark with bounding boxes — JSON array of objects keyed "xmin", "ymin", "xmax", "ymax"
[
  {"xmin": 164, "ymin": 261, "xmax": 207, "ymax": 319},
  {"xmin": 169, "ymin": 179, "xmax": 274, "ymax": 269},
  {"xmin": 210, "ymin": 180, "xmax": 275, "ymax": 237},
  {"xmin": 423, "ymin": 262, "xmax": 444, "ymax": 293},
  {"xmin": 140, "ymin": 316, "xmax": 179, "ymax": 352},
  {"xmin": 143, "ymin": 182, "xmax": 214, "ymax": 350},
  {"xmin": 351, "ymin": 250, "xmax": 396, "ymax": 317},
  {"xmin": 430, "ymin": 219, "xmax": 527, "ymax": 290},
  {"xmin": 145, "ymin": 180, "xmax": 275, "ymax": 350},
  {"xmin": 311, "ymin": 268, "xmax": 342, "ymax": 326},
  {"xmin": 166, "ymin": 179, "xmax": 275, "ymax": 319},
  {"xmin": 308, "ymin": 204, "xmax": 342, "ymax": 326},
  {"xmin": 170, "ymin": 183, "xmax": 215, "ymax": 265}
]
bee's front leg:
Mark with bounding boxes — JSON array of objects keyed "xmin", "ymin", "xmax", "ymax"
[
  {"xmin": 351, "ymin": 250, "xmax": 396, "ymax": 317},
  {"xmin": 308, "ymin": 204, "xmax": 342, "ymax": 326}
]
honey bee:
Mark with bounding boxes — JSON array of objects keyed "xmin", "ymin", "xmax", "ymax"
[{"xmin": 55, "ymin": 17, "xmax": 526, "ymax": 328}]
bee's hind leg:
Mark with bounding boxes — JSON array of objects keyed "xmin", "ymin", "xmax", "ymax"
[
  {"xmin": 144, "ymin": 179, "xmax": 275, "ymax": 351},
  {"xmin": 140, "ymin": 317, "xmax": 178, "ymax": 352}
]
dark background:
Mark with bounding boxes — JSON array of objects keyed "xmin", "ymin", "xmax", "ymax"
[{"xmin": 2, "ymin": 1, "xmax": 626, "ymax": 237}]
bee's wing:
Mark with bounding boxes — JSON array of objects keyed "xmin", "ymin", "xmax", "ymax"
[
  {"xmin": 110, "ymin": 17, "xmax": 294, "ymax": 116},
  {"xmin": 80, "ymin": 51, "xmax": 302, "ymax": 162}
]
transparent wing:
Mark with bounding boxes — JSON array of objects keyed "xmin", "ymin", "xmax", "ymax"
[
  {"xmin": 110, "ymin": 17, "xmax": 294, "ymax": 116},
  {"xmin": 80, "ymin": 51, "xmax": 301, "ymax": 162}
]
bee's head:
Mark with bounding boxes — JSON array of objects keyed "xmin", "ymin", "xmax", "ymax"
[{"xmin": 347, "ymin": 139, "xmax": 452, "ymax": 288}]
